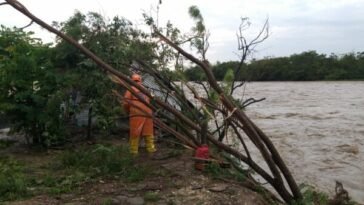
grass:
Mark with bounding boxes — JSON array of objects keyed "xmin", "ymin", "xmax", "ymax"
[
  {"xmin": 43, "ymin": 172, "xmax": 88, "ymax": 195},
  {"xmin": 204, "ymin": 161, "xmax": 246, "ymax": 182},
  {"xmin": 0, "ymin": 156, "xmax": 30, "ymax": 202},
  {"xmin": 101, "ymin": 197, "xmax": 113, "ymax": 205},
  {"xmin": 296, "ymin": 184, "xmax": 329, "ymax": 205},
  {"xmin": 3, "ymin": 142, "xmax": 360, "ymax": 205},
  {"xmin": 166, "ymin": 149, "xmax": 184, "ymax": 158},
  {"xmin": 0, "ymin": 139, "xmax": 15, "ymax": 149},
  {"xmin": 59, "ymin": 144, "xmax": 148, "ymax": 182},
  {"xmin": 1, "ymin": 143, "xmax": 149, "ymax": 202},
  {"xmin": 144, "ymin": 191, "xmax": 161, "ymax": 202},
  {"xmin": 291, "ymin": 183, "xmax": 359, "ymax": 205}
]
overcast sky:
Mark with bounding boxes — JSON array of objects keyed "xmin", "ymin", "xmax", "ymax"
[{"xmin": 1, "ymin": 0, "xmax": 363, "ymax": 63}]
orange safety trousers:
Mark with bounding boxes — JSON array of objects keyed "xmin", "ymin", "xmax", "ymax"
[{"xmin": 123, "ymin": 86, "xmax": 156, "ymax": 154}]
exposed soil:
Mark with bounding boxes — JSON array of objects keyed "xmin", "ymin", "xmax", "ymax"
[{"xmin": 1, "ymin": 137, "xmax": 270, "ymax": 205}]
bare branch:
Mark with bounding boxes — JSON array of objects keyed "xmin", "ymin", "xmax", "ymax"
[
  {"xmin": 232, "ymin": 81, "xmax": 245, "ymax": 90},
  {"xmin": 230, "ymin": 17, "xmax": 270, "ymax": 96},
  {"xmin": 194, "ymin": 81, "xmax": 209, "ymax": 97},
  {"xmin": 5, "ymin": 1, "xmax": 301, "ymax": 201},
  {"xmin": 230, "ymin": 121, "xmax": 251, "ymax": 160},
  {"xmin": 250, "ymin": 18, "xmax": 269, "ymax": 46},
  {"xmin": 242, "ymin": 97, "xmax": 266, "ymax": 108},
  {"xmin": 19, "ymin": 20, "xmax": 33, "ymax": 29},
  {"xmin": 154, "ymin": 29, "xmax": 301, "ymax": 201},
  {"xmin": 2, "ymin": 3, "xmax": 40, "ymax": 31}
]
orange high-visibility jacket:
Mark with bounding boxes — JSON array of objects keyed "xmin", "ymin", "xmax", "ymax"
[{"xmin": 123, "ymin": 86, "xmax": 153, "ymax": 137}]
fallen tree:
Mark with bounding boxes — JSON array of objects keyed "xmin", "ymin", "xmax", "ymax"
[{"xmin": 3, "ymin": 0, "xmax": 302, "ymax": 203}]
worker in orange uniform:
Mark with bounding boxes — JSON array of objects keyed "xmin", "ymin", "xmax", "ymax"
[{"xmin": 123, "ymin": 74, "xmax": 156, "ymax": 155}]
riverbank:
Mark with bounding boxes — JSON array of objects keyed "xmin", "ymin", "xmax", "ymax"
[
  {"xmin": 0, "ymin": 134, "xmax": 270, "ymax": 205},
  {"xmin": 1, "ymin": 128, "xmax": 361, "ymax": 205}
]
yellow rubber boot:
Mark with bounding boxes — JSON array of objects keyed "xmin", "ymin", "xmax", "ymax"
[
  {"xmin": 129, "ymin": 136, "xmax": 140, "ymax": 155},
  {"xmin": 145, "ymin": 135, "xmax": 156, "ymax": 153}
]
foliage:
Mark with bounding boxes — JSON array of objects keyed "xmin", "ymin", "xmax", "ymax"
[
  {"xmin": 290, "ymin": 184, "xmax": 329, "ymax": 205},
  {"xmin": 214, "ymin": 61, "xmax": 242, "ymax": 81},
  {"xmin": 0, "ymin": 10, "xmax": 156, "ymax": 145},
  {"xmin": 0, "ymin": 26, "xmax": 68, "ymax": 146},
  {"xmin": 221, "ymin": 68, "xmax": 234, "ymax": 94},
  {"xmin": 205, "ymin": 162, "xmax": 246, "ymax": 182},
  {"xmin": 188, "ymin": 5, "xmax": 208, "ymax": 59},
  {"xmin": 51, "ymin": 11, "xmax": 155, "ymax": 136},
  {"xmin": 182, "ymin": 51, "xmax": 364, "ymax": 81},
  {"xmin": 0, "ymin": 156, "xmax": 30, "ymax": 201},
  {"xmin": 154, "ymin": 21, "xmax": 182, "ymax": 72},
  {"xmin": 183, "ymin": 65, "xmax": 206, "ymax": 81},
  {"xmin": 291, "ymin": 183, "xmax": 358, "ymax": 205},
  {"xmin": 0, "ymin": 112, "xmax": 8, "ymax": 128}
]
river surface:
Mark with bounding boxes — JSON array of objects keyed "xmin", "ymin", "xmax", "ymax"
[{"xmin": 239, "ymin": 81, "xmax": 364, "ymax": 203}]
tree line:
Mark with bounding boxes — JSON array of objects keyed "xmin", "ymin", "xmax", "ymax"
[{"xmin": 183, "ymin": 51, "xmax": 364, "ymax": 81}]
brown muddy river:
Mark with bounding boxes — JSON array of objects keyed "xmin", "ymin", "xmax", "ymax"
[{"xmin": 241, "ymin": 81, "xmax": 364, "ymax": 203}]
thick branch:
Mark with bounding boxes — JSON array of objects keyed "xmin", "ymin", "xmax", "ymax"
[
  {"xmin": 155, "ymin": 29, "xmax": 300, "ymax": 201},
  {"xmin": 5, "ymin": 0, "xmax": 300, "ymax": 201},
  {"xmin": 112, "ymin": 89, "xmax": 197, "ymax": 149}
]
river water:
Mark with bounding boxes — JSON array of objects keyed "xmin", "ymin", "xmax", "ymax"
[{"xmin": 239, "ymin": 81, "xmax": 364, "ymax": 203}]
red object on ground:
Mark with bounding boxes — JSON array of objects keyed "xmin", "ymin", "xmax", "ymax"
[{"xmin": 195, "ymin": 144, "xmax": 209, "ymax": 159}]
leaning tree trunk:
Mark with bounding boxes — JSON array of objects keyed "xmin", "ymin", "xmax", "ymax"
[
  {"xmin": 4, "ymin": 0, "xmax": 302, "ymax": 202},
  {"xmin": 154, "ymin": 30, "xmax": 302, "ymax": 201}
]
